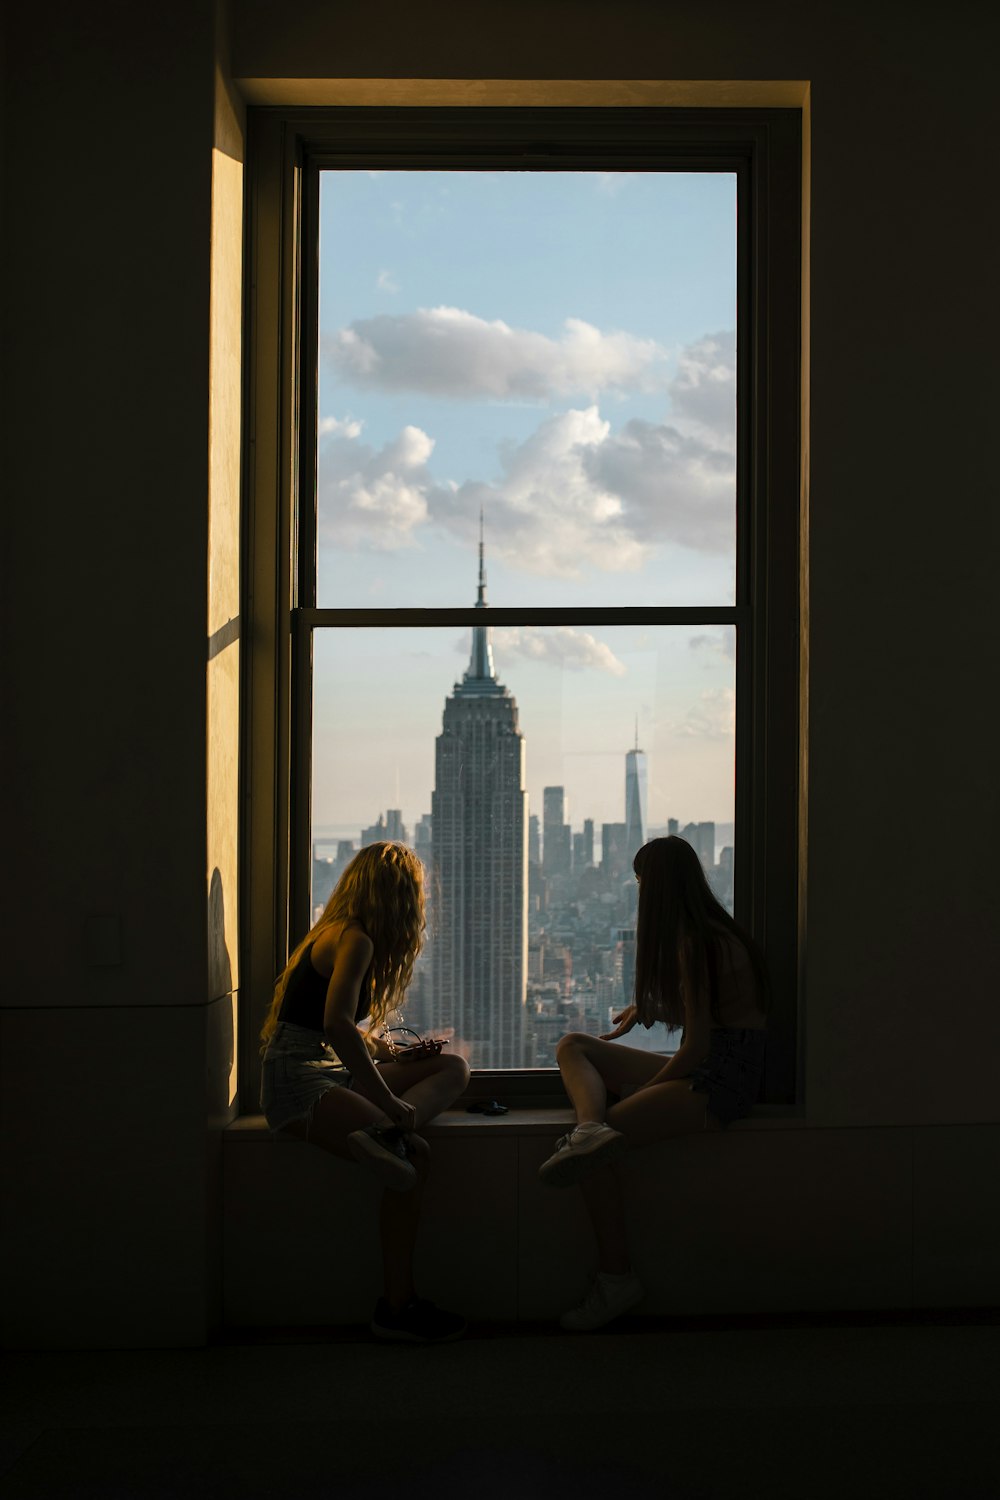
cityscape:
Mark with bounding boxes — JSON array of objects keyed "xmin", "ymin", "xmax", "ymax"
[{"xmin": 312, "ymin": 542, "xmax": 735, "ymax": 1070}]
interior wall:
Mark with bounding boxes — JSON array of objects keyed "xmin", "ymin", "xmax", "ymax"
[
  {"xmin": 1, "ymin": 0, "xmax": 997, "ymax": 1348},
  {"xmin": 0, "ymin": 0, "xmax": 237, "ymax": 1348}
]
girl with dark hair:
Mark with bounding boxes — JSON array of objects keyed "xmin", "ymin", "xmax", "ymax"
[
  {"xmin": 260, "ymin": 841, "xmax": 470, "ymax": 1342},
  {"xmin": 538, "ymin": 835, "xmax": 768, "ymax": 1331}
]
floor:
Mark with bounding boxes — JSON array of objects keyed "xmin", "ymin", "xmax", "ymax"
[{"xmin": 3, "ymin": 1312, "xmax": 999, "ymax": 1499}]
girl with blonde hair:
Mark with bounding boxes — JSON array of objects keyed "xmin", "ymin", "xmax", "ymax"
[
  {"xmin": 260, "ymin": 841, "xmax": 469, "ymax": 1342},
  {"xmin": 538, "ymin": 835, "xmax": 768, "ymax": 1332}
]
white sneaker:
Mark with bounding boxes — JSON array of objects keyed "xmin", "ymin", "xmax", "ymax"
[
  {"xmin": 560, "ymin": 1271, "xmax": 644, "ymax": 1332},
  {"xmin": 537, "ymin": 1121, "xmax": 627, "ymax": 1188}
]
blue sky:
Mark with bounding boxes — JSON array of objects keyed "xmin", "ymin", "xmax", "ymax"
[{"xmin": 312, "ymin": 170, "xmax": 738, "ymax": 842}]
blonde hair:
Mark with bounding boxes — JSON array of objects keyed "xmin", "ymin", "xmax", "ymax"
[{"xmin": 259, "ymin": 841, "xmax": 425, "ymax": 1053}]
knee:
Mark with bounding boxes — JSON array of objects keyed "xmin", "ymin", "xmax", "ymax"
[
  {"xmin": 437, "ymin": 1050, "xmax": 471, "ymax": 1100},
  {"xmin": 555, "ymin": 1031, "xmax": 589, "ymax": 1064}
]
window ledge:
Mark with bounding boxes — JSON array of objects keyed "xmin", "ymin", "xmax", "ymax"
[{"xmin": 226, "ymin": 1107, "xmax": 804, "ymax": 1141}]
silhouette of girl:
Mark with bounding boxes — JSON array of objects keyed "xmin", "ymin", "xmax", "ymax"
[
  {"xmin": 260, "ymin": 841, "xmax": 469, "ymax": 1342},
  {"xmin": 539, "ymin": 835, "xmax": 768, "ymax": 1331}
]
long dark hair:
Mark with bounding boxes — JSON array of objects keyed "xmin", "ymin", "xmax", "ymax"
[{"xmin": 632, "ymin": 836, "xmax": 769, "ymax": 1027}]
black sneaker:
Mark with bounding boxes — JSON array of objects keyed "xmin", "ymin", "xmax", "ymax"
[
  {"xmin": 346, "ymin": 1125, "xmax": 417, "ymax": 1191},
  {"xmin": 370, "ymin": 1297, "xmax": 467, "ymax": 1344}
]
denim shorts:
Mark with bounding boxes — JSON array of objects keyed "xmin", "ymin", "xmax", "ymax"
[
  {"xmin": 689, "ymin": 1027, "xmax": 766, "ymax": 1128},
  {"xmin": 260, "ymin": 1021, "xmax": 354, "ymax": 1135}
]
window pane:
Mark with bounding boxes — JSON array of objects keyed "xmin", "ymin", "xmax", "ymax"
[
  {"xmin": 311, "ymin": 623, "xmax": 736, "ymax": 1069},
  {"xmin": 317, "ymin": 169, "xmax": 737, "ymax": 608}
]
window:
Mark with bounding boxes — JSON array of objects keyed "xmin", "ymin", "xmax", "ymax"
[{"xmin": 243, "ymin": 108, "xmax": 801, "ymax": 1104}]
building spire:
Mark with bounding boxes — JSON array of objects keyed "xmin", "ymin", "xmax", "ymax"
[
  {"xmin": 465, "ymin": 510, "xmax": 497, "ymax": 684},
  {"xmin": 477, "ymin": 505, "xmax": 487, "ymax": 607}
]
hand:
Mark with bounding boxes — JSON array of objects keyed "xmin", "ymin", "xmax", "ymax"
[
  {"xmin": 396, "ymin": 1037, "xmax": 446, "ymax": 1063},
  {"xmin": 382, "ymin": 1095, "xmax": 417, "ymax": 1133},
  {"xmin": 600, "ymin": 1005, "xmax": 638, "ymax": 1041}
]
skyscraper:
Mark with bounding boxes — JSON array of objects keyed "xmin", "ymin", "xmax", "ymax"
[
  {"xmin": 430, "ymin": 529, "xmax": 528, "ymax": 1068},
  {"xmin": 543, "ymin": 785, "xmax": 571, "ymax": 877},
  {"xmin": 624, "ymin": 725, "xmax": 648, "ymax": 867},
  {"xmin": 680, "ymin": 820, "xmax": 716, "ymax": 870}
]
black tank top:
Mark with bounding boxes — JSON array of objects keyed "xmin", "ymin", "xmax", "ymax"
[{"xmin": 278, "ymin": 941, "xmax": 372, "ymax": 1032}]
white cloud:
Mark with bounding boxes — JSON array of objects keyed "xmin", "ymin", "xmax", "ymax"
[
  {"xmin": 318, "ymin": 423, "xmax": 433, "ymax": 551},
  {"xmin": 668, "ymin": 330, "xmax": 736, "ymax": 439},
  {"xmin": 319, "ymin": 414, "xmax": 364, "ymax": 439},
  {"xmin": 428, "ymin": 406, "xmax": 650, "ymax": 577},
  {"xmin": 319, "ymin": 330, "xmax": 737, "ymax": 572},
  {"xmin": 325, "ymin": 306, "xmax": 667, "ymax": 400},
  {"xmin": 583, "ymin": 416, "xmax": 734, "ymax": 553},
  {"xmin": 674, "ymin": 687, "xmax": 736, "ymax": 739},
  {"xmin": 491, "ymin": 626, "xmax": 627, "ymax": 676},
  {"xmin": 375, "ymin": 269, "xmax": 399, "ymax": 294}
]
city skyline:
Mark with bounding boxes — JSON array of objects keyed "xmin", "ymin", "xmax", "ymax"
[{"xmin": 312, "ymin": 613, "xmax": 737, "ymax": 847}]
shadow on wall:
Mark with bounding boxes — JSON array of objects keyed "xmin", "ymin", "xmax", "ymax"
[{"xmin": 207, "ymin": 866, "xmax": 236, "ymax": 1122}]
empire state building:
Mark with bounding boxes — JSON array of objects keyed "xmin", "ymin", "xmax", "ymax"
[{"xmin": 430, "ymin": 535, "xmax": 527, "ymax": 1068}]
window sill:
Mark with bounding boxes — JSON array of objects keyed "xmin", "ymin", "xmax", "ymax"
[{"xmin": 225, "ymin": 1105, "xmax": 804, "ymax": 1142}]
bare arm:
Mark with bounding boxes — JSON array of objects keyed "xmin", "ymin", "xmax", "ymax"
[
  {"xmin": 316, "ymin": 927, "xmax": 407, "ymax": 1122},
  {"xmin": 636, "ymin": 952, "xmax": 712, "ymax": 1087}
]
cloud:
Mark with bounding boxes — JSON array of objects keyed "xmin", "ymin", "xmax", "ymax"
[
  {"xmin": 428, "ymin": 375, "xmax": 735, "ymax": 574},
  {"xmin": 689, "ymin": 631, "xmax": 736, "ymax": 662},
  {"xmin": 318, "ymin": 423, "xmax": 433, "ymax": 550},
  {"xmin": 668, "ymin": 330, "xmax": 736, "ymax": 439},
  {"xmin": 490, "ymin": 626, "xmax": 627, "ymax": 676},
  {"xmin": 674, "ymin": 687, "xmax": 736, "ymax": 739},
  {"xmin": 428, "ymin": 406, "xmax": 650, "ymax": 577},
  {"xmin": 325, "ymin": 306, "xmax": 667, "ymax": 400},
  {"xmin": 582, "ymin": 416, "xmax": 734, "ymax": 553},
  {"xmin": 375, "ymin": 269, "xmax": 399, "ymax": 294},
  {"xmin": 319, "ymin": 330, "xmax": 737, "ymax": 571},
  {"xmin": 319, "ymin": 414, "xmax": 364, "ymax": 439}
]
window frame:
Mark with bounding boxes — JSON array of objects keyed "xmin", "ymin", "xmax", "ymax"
[{"xmin": 241, "ymin": 105, "xmax": 802, "ymax": 1110}]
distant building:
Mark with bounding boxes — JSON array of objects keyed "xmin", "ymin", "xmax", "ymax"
[
  {"xmin": 384, "ymin": 809, "xmax": 407, "ymax": 844},
  {"xmin": 362, "ymin": 809, "xmax": 408, "ymax": 846},
  {"xmin": 680, "ymin": 820, "xmax": 716, "ymax": 871},
  {"xmin": 582, "ymin": 818, "xmax": 595, "ymax": 868},
  {"xmin": 614, "ymin": 925, "xmax": 636, "ymax": 1008},
  {"xmin": 413, "ymin": 814, "xmax": 432, "ymax": 871},
  {"xmin": 572, "ymin": 830, "xmax": 587, "ymax": 871},
  {"xmin": 430, "ymin": 534, "xmax": 527, "ymax": 1068},
  {"xmin": 624, "ymin": 734, "xmax": 648, "ymax": 867},
  {"xmin": 312, "ymin": 838, "xmax": 357, "ymax": 917},
  {"xmin": 543, "ymin": 786, "xmax": 571, "ymax": 876},
  {"xmin": 361, "ymin": 813, "xmax": 386, "ymax": 847},
  {"xmin": 601, "ymin": 821, "xmax": 629, "ymax": 879},
  {"xmin": 528, "ymin": 813, "xmax": 540, "ymax": 867}
]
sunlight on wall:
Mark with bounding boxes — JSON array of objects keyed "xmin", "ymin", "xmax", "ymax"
[{"xmin": 208, "ymin": 141, "xmax": 244, "ymax": 1109}]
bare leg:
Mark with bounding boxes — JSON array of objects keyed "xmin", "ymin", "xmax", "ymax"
[
  {"xmin": 376, "ymin": 1052, "xmax": 471, "ymax": 1128},
  {"xmin": 579, "ymin": 1167, "xmax": 630, "ymax": 1274},
  {"xmin": 287, "ymin": 1089, "xmax": 432, "ymax": 1307},
  {"xmin": 573, "ymin": 1088, "xmax": 717, "ymax": 1274},
  {"xmin": 380, "ymin": 1135, "xmax": 431, "ymax": 1308},
  {"xmin": 555, "ymin": 1035, "xmax": 608, "ymax": 1124},
  {"xmin": 555, "ymin": 1032, "xmax": 664, "ymax": 1124}
]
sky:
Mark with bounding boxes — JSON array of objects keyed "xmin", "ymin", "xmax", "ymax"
[{"xmin": 313, "ymin": 169, "xmax": 738, "ymax": 845}]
